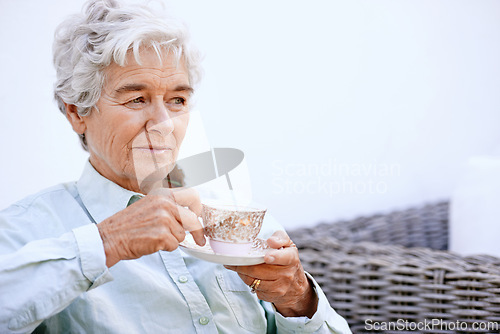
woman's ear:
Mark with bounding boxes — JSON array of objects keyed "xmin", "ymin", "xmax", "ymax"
[{"xmin": 64, "ymin": 103, "xmax": 86, "ymax": 135}]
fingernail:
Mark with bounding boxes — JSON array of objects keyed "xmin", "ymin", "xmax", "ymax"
[{"xmin": 267, "ymin": 256, "xmax": 275, "ymax": 263}]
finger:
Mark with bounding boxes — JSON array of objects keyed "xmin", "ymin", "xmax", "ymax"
[
  {"xmin": 264, "ymin": 246, "xmax": 298, "ymax": 266},
  {"xmin": 148, "ymin": 187, "xmax": 176, "ymax": 200},
  {"xmin": 146, "ymin": 194, "xmax": 205, "ymax": 246},
  {"xmin": 171, "ymin": 188, "xmax": 202, "ymax": 217},
  {"xmin": 226, "ymin": 271, "xmax": 267, "ymax": 293},
  {"xmin": 234, "ymin": 272, "xmax": 256, "ymax": 286},
  {"xmin": 148, "ymin": 187, "xmax": 202, "ymax": 217},
  {"xmin": 189, "ymin": 229, "xmax": 206, "ymax": 246},
  {"xmin": 224, "ymin": 265, "xmax": 258, "ymax": 278},
  {"xmin": 147, "ymin": 188, "xmax": 204, "ymax": 245},
  {"xmin": 267, "ymin": 230, "xmax": 294, "ymax": 249},
  {"xmin": 160, "ymin": 233, "xmax": 183, "ymax": 252},
  {"xmin": 176, "ymin": 205, "xmax": 206, "ymax": 246},
  {"xmin": 167, "ymin": 226, "xmax": 186, "ymax": 243},
  {"xmin": 176, "ymin": 205, "xmax": 203, "ymax": 232},
  {"xmin": 224, "ymin": 264, "xmax": 280, "ymax": 281}
]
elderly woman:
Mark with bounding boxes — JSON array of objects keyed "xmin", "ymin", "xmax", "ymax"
[{"xmin": 0, "ymin": 1, "xmax": 350, "ymax": 333}]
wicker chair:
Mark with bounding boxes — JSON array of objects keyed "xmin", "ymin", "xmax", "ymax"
[{"xmin": 289, "ymin": 201, "xmax": 500, "ymax": 334}]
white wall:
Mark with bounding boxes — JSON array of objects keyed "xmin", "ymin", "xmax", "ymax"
[{"xmin": 1, "ymin": 0, "xmax": 499, "ymax": 230}]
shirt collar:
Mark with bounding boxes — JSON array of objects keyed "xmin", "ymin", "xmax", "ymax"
[{"xmin": 77, "ymin": 161, "xmax": 141, "ymax": 224}]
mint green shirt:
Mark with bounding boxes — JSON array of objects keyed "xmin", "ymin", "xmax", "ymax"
[{"xmin": 0, "ymin": 162, "xmax": 351, "ymax": 333}]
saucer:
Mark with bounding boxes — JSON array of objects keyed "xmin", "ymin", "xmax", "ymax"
[{"xmin": 179, "ymin": 234, "xmax": 271, "ymax": 266}]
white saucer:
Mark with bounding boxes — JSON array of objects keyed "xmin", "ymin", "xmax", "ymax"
[{"xmin": 179, "ymin": 234, "xmax": 270, "ymax": 266}]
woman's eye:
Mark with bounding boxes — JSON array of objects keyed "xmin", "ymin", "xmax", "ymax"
[
  {"xmin": 125, "ymin": 97, "xmax": 146, "ymax": 109},
  {"xmin": 131, "ymin": 97, "xmax": 145, "ymax": 104},
  {"xmin": 166, "ymin": 97, "xmax": 187, "ymax": 111},
  {"xmin": 172, "ymin": 97, "xmax": 185, "ymax": 105}
]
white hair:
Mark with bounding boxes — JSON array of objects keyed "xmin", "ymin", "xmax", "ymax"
[{"xmin": 53, "ymin": 0, "xmax": 202, "ymax": 150}]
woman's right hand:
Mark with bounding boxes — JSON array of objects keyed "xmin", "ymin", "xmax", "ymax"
[{"xmin": 97, "ymin": 188, "xmax": 205, "ymax": 267}]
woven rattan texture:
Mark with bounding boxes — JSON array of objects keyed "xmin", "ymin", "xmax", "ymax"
[{"xmin": 289, "ymin": 202, "xmax": 500, "ymax": 333}]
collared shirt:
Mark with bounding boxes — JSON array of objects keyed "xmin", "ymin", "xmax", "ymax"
[{"xmin": 0, "ymin": 162, "xmax": 351, "ymax": 334}]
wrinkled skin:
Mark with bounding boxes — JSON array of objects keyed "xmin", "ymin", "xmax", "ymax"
[{"xmin": 225, "ymin": 230, "xmax": 318, "ymax": 318}]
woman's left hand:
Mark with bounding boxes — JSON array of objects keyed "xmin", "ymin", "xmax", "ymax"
[{"xmin": 224, "ymin": 230, "xmax": 318, "ymax": 318}]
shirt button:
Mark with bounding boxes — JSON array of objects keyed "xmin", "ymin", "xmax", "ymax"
[
  {"xmin": 178, "ymin": 275, "xmax": 188, "ymax": 283},
  {"xmin": 199, "ymin": 316, "xmax": 210, "ymax": 325}
]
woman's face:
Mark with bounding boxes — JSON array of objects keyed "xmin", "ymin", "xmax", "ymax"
[{"xmin": 80, "ymin": 49, "xmax": 191, "ymax": 193}]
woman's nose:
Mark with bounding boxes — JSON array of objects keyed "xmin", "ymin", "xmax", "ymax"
[{"xmin": 145, "ymin": 100, "xmax": 174, "ymax": 135}]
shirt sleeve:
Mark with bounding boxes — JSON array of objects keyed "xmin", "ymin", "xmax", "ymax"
[
  {"xmin": 267, "ymin": 273, "xmax": 352, "ymax": 334},
  {"xmin": 0, "ymin": 223, "xmax": 113, "ymax": 333}
]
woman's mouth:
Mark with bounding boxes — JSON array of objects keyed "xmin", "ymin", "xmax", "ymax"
[{"xmin": 133, "ymin": 147, "xmax": 173, "ymax": 153}]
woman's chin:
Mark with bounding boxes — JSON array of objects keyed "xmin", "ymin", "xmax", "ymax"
[{"xmin": 133, "ymin": 162, "xmax": 174, "ymax": 185}]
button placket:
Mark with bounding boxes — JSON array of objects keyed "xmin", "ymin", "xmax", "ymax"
[{"xmin": 159, "ymin": 249, "xmax": 217, "ymax": 332}]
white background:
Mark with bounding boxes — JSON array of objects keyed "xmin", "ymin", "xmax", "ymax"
[{"xmin": 1, "ymin": 0, "xmax": 499, "ymax": 230}]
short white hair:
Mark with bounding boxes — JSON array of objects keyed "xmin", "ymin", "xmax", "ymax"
[{"xmin": 53, "ymin": 0, "xmax": 202, "ymax": 150}]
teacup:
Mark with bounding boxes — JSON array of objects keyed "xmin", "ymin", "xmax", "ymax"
[{"xmin": 201, "ymin": 201, "xmax": 266, "ymax": 256}]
